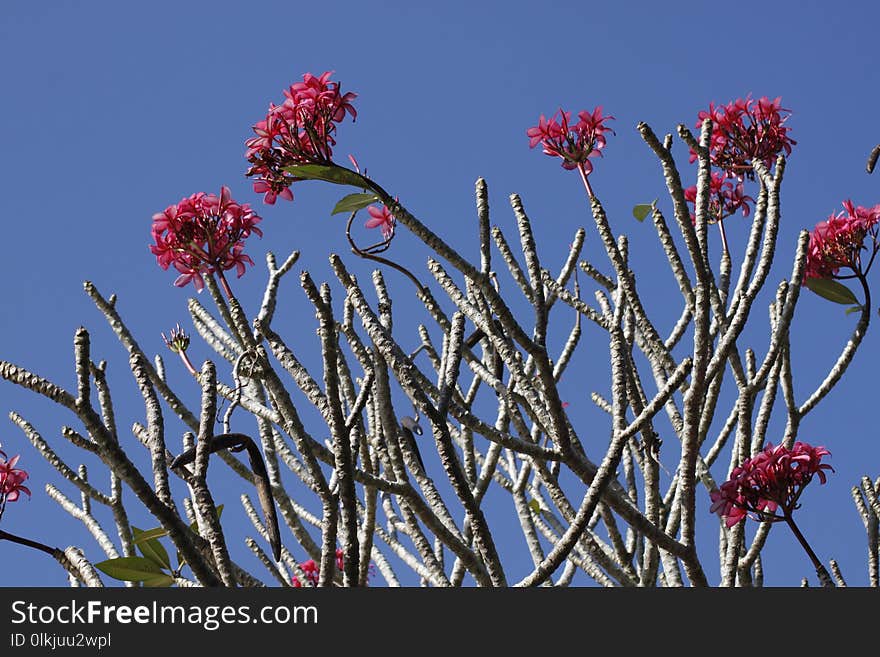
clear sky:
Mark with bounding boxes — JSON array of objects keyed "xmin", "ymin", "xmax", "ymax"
[{"xmin": 1, "ymin": 0, "xmax": 878, "ymax": 586}]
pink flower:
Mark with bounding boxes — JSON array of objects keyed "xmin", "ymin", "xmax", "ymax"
[
  {"xmin": 690, "ymin": 95, "xmax": 796, "ymax": 179},
  {"xmin": 805, "ymin": 200, "xmax": 880, "ymax": 280},
  {"xmin": 292, "ymin": 558, "xmax": 320, "ymax": 588},
  {"xmin": 364, "ymin": 205, "xmax": 396, "ymax": 240},
  {"xmin": 246, "ymin": 71, "xmax": 357, "ymax": 204},
  {"xmin": 527, "ymin": 106, "xmax": 614, "ymax": 172},
  {"xmin": 709, "ymin": 441, "xmax": 832, "ymax": 527},
  {"xmin": 684, "ymin": 171, "xmax": 754, "ymax": 224},
  {"xmin": 150, "ymin": 186, "xmax": 262, "ymax": 291},
  {"xmin": 0, "ymin": 451, "xmax": 31, "ymax": 505},
  {"xmin": 292, "ymin": 548, "xmax": 373, "ymax": 587}
]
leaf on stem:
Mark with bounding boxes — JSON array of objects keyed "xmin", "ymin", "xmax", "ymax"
[
  {"xmin": 131, "ymin": 527, "xmax": 169, "ymax": 544},
  {"xmin": 632, "ymin": 201, "xmax": 656, "ymax": 222},
  {"xmin": 282, "ymin": 164, "xmax": 369, "ymax": 188},
  {"xmin": 95, "ymin": 556, "xmax": 174, "ymax": 586},
  {"xmin": 132, "ymin": 526, "xmax": 171, "ymax": 571},
  {"xmin": 332, "ymin": 193, "xmax": 379, "ymax": 215},
  {"xmin": 804, "ymin": 278, "xmax": 859, "ymax": 305}
]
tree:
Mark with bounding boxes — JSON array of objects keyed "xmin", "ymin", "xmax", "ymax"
[{"xmin": 1, "ymin": 73, "xmax": 878, "ymax": 587}]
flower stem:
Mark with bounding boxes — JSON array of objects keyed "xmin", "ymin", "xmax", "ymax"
[
  {"xmin": 178, "ymin": 351, "xmax": 199, "ymax": 378},
  {"xmin": 344, "ymin": 211, "xmax": 428, "ymax": 294},
  {"xmin": 576, "ymin": 163, "xmax": 595, "ymax": 199},
  {"xmin": 857, "ymin": 272, "xmax": 871, "ymax": 314},
  {"xmin": 783, "ymin": 509, "xmax": 834, "ymax": 587},
  {"xmin": 0, "ymin": 529, "xmax": 60, "ymax": 558},
  {"xmin": 216, "ymin": 271, "xmax": 234, "ymax": 300}
]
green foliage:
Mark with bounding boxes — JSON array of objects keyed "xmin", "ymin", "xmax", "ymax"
[
  {"xmin": 94, "ymin": 556, "xmax": 174, "ymax": 587},
  {"xmin": 804, "ymin": 277, "xmax": 859, "ymax": 306},
  {"xmin": 632, "ymin": 201, "xmax": 658, "ymax": 222},
  {"xmin": 282, "ymin": 164, "xmax": 370, "ymax": 189},
  {"xmin": 132, "ymin": 526, "xmax": 171, "ymax": 571},
  {"xmin": 332, "ymin": 192, "xmax": 379, "ymax": 215}
]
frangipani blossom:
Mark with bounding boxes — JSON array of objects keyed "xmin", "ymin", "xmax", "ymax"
[
  {"xmin": 690, "ymin": 95, "xmax": 795, "ymax": 179},
  {"xmin": 805, "ymin": 200, "xmax": 880, "ymax": 280},
  {"xmin": 0, "ymin": 451, "xmax": 31, "ymax": 505},
  {"xmin": 364, "ymin": 204, "xmax": 396, "ymax": 240},
  {"xmin": 292, "ymin": 548, "xmax": 374, "ymax": 587},
  {"xmin": 150, "ymin": 187, "xmax": 262, "ymax": 293},
  {"xmin": 246, "ymin": 71, "xmax": 357, "ymax": 204},
  {"xmin": 684, "ymin": 171, "xmax": 754, "ymax": 224},
  {"xmin": 710, "ymin": 441, "xmax": 832, "ymax": 528},
  {"xmin": 527, "ymin": 106, "xmax": 614, "ymax": 173}
]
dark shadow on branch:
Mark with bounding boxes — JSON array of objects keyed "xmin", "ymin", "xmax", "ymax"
[
  {"xmin": 171, "ymin": 433, "xmax": 281, "ymax": 561},
  {"xmin": 868, "ymin": 144, "xmax": 880, "ymax": 174}
]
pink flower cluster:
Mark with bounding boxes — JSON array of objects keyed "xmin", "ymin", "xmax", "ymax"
[
  {"xmin": 364, "ymin": 204, "xmax": 396, "ymax": 240},
  {"xmin": 291, "ymin": 548, "xmax": 374, "ymax": 587},
  {"xmin": 805, "ymin": 200, "xmax": 880, "ymax": 280},
  {"xmin": 709, "ymin": 442, "xmax": 832, "ymax": 528},
  {"xmin": 527, "ymin": 107, "xmax": 614, "ymax": 173},
  {"xmin": 690, "ymin": 95, "xmax": 795, "ymax": 179},
  {"xmin": 292, "ymin": 548, "xmax": 343, "ymax": 587},
  {"xmin": 0, "ymin": 450, "xmax": 30, "ymax": 506},
  {"xmin": 246, "ymin": 71, "xmax": 357, "ymax": 204},
  {"xmin": 684, "ymin": 171, "xmax": 754, "ymax": 224},
  {"xmin": 150, "ymin": 186, "xmax": 262, "ymax": 292}
]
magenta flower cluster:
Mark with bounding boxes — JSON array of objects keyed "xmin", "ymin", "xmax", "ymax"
[
  {"xmin": 151, "ymin": 72, "xmax": 361, "ymax": 294},
  {"xmin": 691, "ymin": 95, "xmax": 796, "ymax": 178},
  {"xmin": 291, "ymin": 548, "xmax": 374, "ymax": 587},
  {"xmin": 246, "ymin": 71, "xmax": 357, "ymax": 204},
  {"xmin": 683, "ymin": 95, "xmax": 795, "ymax": 229},
  {"xmin": 292, "ymin": 548, "xmax": 344, "ymax": 587},
  {"xmin": 709, "ymin": 442, "xmax": 832, "ymax": 528},
  {"xmin": 527, "ymin": 107, "xmax": 614, "ymax": 174},
  {"xmin": 0, "ymin": 450, "xmax": 30, "ymax": 507},
  {"xmin": 684, "ymin": 170, "xmax": 754, "ymax": 224},
  {"xmin": 805, "ymin": 200, "xmax": 880, "ymax": 280},
  {"xmin": 150, "ymin": 186, "xmax": 262, "ymax": 292}
]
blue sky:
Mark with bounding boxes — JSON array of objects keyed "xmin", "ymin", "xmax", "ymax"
[{"xmin": 1, "ymin": 0, "xmax": 879, "ymax": 586}]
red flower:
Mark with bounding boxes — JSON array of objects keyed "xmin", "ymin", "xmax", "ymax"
[
  {"xmin": 246, "ymin": 71, "xmax": 357, "ymax": 204},
  {"xmin": 709, "ymin": 442, "xmax": 832, "ymax": 527},
  {"xmin": 690, "ymin": 95, "xmax": 795, "ymax": 179},
  {"xmin": 150, "ymin": 186, "xmax": 262, "ymax": 292},
  {"xmin": 0, "ymin": 451, "xmax": 31, "ymax": 505},
  {"xmin": 364, "ymin": 205, "xmax": 396, "ymax": 240},
  {"xmin": 527, "ymin": 106, "xmax": 614, "ymax": 173},
  {"xmin": 292, "ymin": 557, "xmax": 320, "ymax": 588},
  {"xmin": 684, "ymin": 171, "xmax": 754, "ymax": 224},
  {"xmin": 291, "ymin": 548, "xmax": 374, "ymax": 586},
  {"xmin": 805, "ymin": 200, "xmax": 880, "ymax": 280}
]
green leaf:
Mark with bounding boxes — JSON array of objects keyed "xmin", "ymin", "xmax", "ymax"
[
  {"xmin": 528, "ymin": 499, "xmax": 541, "ymax": 515},
  {"xmin": 331, "ymin": 192, "xmax": 379, "ymax": 216},
  {"xmin": 632, "ymin": 204, "xmax": 653, "ymax": 222},
  {"xmin": 282, "ymin": 164, "xmax": 369, "ymax": 189},
  {"xmin": 804, "ymin": 277, "xmax": 859, "ymax": 305},
  {"xmin": 132, "ymin": 526, "xmax": 171, "ymax": 570},
  {"xmin": 131, "ymin": 526, "xmax": 169, "ymax": 544},
  {"xmin": 845, "ymin": 305, "xmax": 864, "ymax": 316},
  {"xmin": 632, "ymin": 199, "xmax": 657, "ymax": 222},
  {"xmin": 142, "ymin": 573, "xmax": 176, "ymax": 588},
  {"xmin": 95, "ymin": 556, "xmax": 167, "ymax": 583}
]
